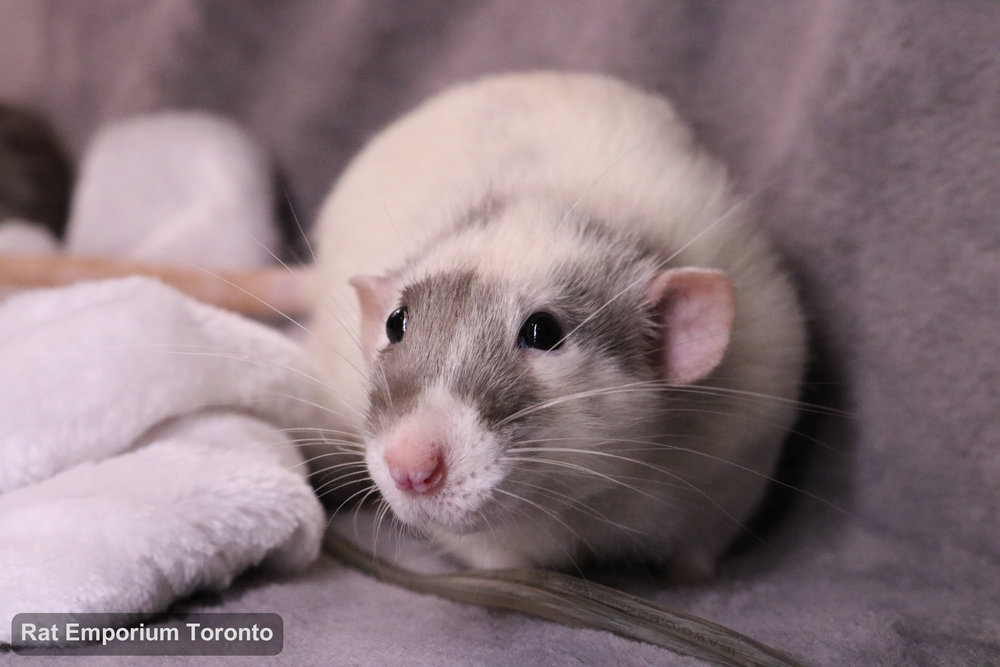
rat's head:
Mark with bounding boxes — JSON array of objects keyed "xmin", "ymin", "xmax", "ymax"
[{"xmin": 350, "ymin": 198, "xmax": 735, "ymax": 545}]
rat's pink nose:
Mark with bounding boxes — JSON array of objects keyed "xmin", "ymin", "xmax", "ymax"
[{"xmin": 384, "ymin": 444, "xmax": 445, "ymax": 494}]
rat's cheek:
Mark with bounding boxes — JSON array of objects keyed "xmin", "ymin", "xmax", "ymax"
[{"xmin": 523, "ymin": 344, "xmax": 587, "ymax": 395}]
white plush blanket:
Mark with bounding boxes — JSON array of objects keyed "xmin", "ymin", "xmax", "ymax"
[{"xmin": 0, "ymin": 113, "xmax": 329, "ymax": 644}]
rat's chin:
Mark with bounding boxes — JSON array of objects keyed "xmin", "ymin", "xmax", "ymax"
[{"xmin": 381, "ymin": 489, "xmax": 492, "ymax": 536}]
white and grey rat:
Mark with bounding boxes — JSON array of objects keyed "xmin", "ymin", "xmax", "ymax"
[{"xmin": 307, "ymin": 72, "xmax": 806, "ymax": 576}]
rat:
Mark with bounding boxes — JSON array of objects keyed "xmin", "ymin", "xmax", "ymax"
[{"xmin": 306, "ymin": 71, "xmax": 806, "ymax": 576}]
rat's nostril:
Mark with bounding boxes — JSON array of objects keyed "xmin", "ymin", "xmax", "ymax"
[{"xmin": 385, "ymin": 445, "xmax": 445, "ymax": 494}]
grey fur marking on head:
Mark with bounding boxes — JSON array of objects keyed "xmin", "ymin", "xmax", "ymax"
[
  {"xmin": 367, "ymin": 270, "xmax": 544, "ymax": 433},
  {"xmin": 549, "ymin": 215, "xmax": 666, "ymax": 377},
  {"xmin": 373, "ymin": 206, "xmax": 678, "ymax": 435}
]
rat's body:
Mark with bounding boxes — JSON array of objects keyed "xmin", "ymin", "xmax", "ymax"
[{"xmin": 308, "ymin": 72, "xmax": 805, "ymax": 573}]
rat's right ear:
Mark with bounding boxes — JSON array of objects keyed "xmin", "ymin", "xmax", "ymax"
[{"xmin": 349, "ymin": 275, "xmax": 396, "ymax": 364}]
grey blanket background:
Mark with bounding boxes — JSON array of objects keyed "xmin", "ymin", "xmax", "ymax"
[{"xmin": 1, "ymin": 1, "xmax": 997, "ymax": 664}]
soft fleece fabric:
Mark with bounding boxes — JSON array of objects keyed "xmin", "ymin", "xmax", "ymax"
[
  {"xmin": 0, "ymin": 112, "xmax": 332, "ymax": 645},
  {"xmin": 0, "ymin": 276, "xmax": 332, "ymax": 644}
]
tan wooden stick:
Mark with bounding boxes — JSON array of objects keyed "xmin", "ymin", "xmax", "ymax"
[{"xmin": 0, "ymin": 253, "xmax": 312, "ymax": 319}]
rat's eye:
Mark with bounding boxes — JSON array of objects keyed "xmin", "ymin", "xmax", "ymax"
[
  {"xmin": 517, "ymin": 312, "xmax": 564, "ymax": 351},
  {"xmin": 386, "ymin": 307, "xmax": 408, "ymax": 344}
]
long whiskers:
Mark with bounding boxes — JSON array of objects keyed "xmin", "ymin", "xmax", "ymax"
[
  {"xmin": 504, "ymin": 476, "xmax": 650, "ymax": 536},
  {"xmin": 491, "ymin": 487, "xmax": 591, "ymax": 572}
]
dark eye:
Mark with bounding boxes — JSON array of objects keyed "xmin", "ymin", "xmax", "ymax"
[
  {"xmin": 386, "ymin": 307, "xmax": 407, "ymax": 344},
  {"xmin": 517, "ymin": 312, "xmax": 564, "ymax": 351}
]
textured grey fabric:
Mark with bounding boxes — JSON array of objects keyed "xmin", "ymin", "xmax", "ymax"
[{"xmin": 1, "ymin": 1, "xmax": 998, "ymax": 664}]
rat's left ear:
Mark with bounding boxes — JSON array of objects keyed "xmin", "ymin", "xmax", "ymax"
[
  {"xmin": 644, "ymin": 268, "xmax": 734, "ymax": 385},
  {"xmin": 349, "ymin": 275, "xmax": 396, "ymax": 364}
]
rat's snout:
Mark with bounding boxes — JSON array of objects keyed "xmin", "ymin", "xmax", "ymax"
[
  {"xmin": 369, "ymin": 388, "xmax": 503, "ymax": 533},
  {"xmin": 384, "ymin": 438, "xmax": 446, "ymax": 494}
]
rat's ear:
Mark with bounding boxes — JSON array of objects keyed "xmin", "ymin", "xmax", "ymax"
[
  {"xmin": 349, "ymin": 275, "xmax": 396, "ymax": 364},
  {"xmin": 644, "ymin": 268, "xmax": 734, "ymax": 385}
]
